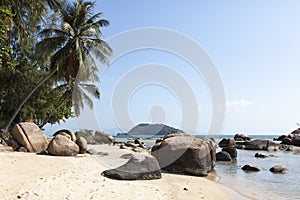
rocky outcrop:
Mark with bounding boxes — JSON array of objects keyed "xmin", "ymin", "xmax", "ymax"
[
  {"xmin": 270, "ymin": 165, "xmax": 288, "ymax": 173},
  {"xmin": 76, "ymin": 137, "xmax": 87, "ymax": 154},
  {"xmin": 94, "ymin": 131, "xmax": 115, "ymax": 144},
  {"xmin": 11, "ymin": 122, "xmax": 49, "ymax": 153},
  {"xmin": 218, "ymin": 138, "xmax": 235, "ymax": 148},
  {"xmin": 102, "ymin": 154, "xmax": 161, "ymax": 180},
  {"xmin": 241, "ymin": 164, "xmax": 260, "ymax": 171},
  {"xmin": 237, "ymin": 139, "xmax": 277, "ymax": 151},
  {"xmin": 216, "ymin": 151, "xmax": 232, "ymax": 161},
  {"xmin": 279, "ymin": 129, "xmax": 300, "ymax": 147},
  {"xmin": 151, "ymin": 133, "xmax": 216, "ymax": 176},
  {"xmin": 234, "ymin": 133, "xmax": 250, "ymax": 141},
  {"xmin": 47, "ymin": 134, "xmax": 79, "ymax": 156}
]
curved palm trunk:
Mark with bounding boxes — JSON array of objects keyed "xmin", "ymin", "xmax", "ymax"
[{"xmin": 0, "ymin": 68, "xmax": 58, "ymax": 136}]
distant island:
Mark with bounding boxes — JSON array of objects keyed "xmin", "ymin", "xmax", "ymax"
[{"xmin": 117, "ymin": 123, "xmax": 185, "ymax": 137}]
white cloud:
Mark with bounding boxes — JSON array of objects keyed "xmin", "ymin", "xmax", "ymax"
[{"xmin": 226, "ymin": 99, "xmax": 252, "ymax": 112}]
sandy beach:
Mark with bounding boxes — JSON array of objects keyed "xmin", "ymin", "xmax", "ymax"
[{"xmin": 0, "ymin": 144, "xmax": 242, "ymax": 200}]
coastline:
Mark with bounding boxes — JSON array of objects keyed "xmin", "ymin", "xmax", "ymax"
[{"xmin": 0, "ymin": 144, "xmax": 243, "ymax": 200}]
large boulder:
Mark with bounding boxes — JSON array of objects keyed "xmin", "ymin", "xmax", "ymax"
[
  {"xmin": 102, "ymin": 154, "xmax": 161, "ymax": 180},
  {"xmin": 94, "ymin": 131, "xmax": 115, "ymax": 144},
  {"xmin": 218, "ymin": 138, "xmax": 235, "ymax": 148},
  {"xmin": 151, "ymin": 134, "xmax": 216, "ymax": 176},
  {"xmin": 53, "ymin": 129, "xmax": 76, "ymax": 142},
  {"xmin": 47, "ymin": 134, "xmax": 79, "ymax": 156},
  {"xmin": 222, "ymin": 146, "xmax": 237, "ymax": 159},
  {"xmin": 76, "ymin": 137, "xmax": 87, "ymax": 154},
  {"xmin": 216, "ymin": 151, "xmax": 232, "ymax": 161},
  {"xmin": 11, "ymin": 122, "xmax": 49, "ymax": 153}
]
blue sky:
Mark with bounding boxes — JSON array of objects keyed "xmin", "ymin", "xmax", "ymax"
[{"xmin": 45, "ymin": 0, "xmax": 300, "ymax": 135}]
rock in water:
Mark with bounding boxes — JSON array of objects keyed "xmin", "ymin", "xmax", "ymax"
[
  {"xmin": 151, "ymin": 133, "xmax": 216, "ymax": 176},
  {"xmin": 102, "ymin": 154, "xmax": 161, "ymax": 180},
  {"xmin": 218, "ymin": 138, "xmax": 235, "ymax": 148},
  {"xmin": 222, "ymin": 146, "xmax": 237, "ymax": 159},
  {"xmin": 243, "ymin": 139, "xmax": 277, "ymax": 150},
  {"xmin": 216, "ymin": 151, "xmax": 232, "ymax": 161},
  {"xmin": 241, "ymin": 164, "xmax": 261, "ymax": 171},
  {"xmin": 11, "ymin": 122, "xmax": 49, "ymax": 153},
  {"xmin": 255, "ymin": 153, "xmax": 268, "ymax": 158},
  {"xmin": 76, "ymin": 137, "xmax": 87, "ymax": 154},
  {"xmin": 270, "ymin": 165, "xmax": 288, "ymax": 173},
  {"xmin": 48, "ymin": 134, "xmax": 79, "ymax": 156}
]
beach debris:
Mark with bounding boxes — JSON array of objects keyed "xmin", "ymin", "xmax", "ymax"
[
  {"xmin": 218, "ymin": 138, "xmax": 236, "ymax": 148},
  {"xmin": 76, "ymin": 137, "xmax": 87, "ymax": 154},
  {"xmin": 183, "ymin": 188, "xmax": 188, "ymax": 191},
  {"xmin": 47, "ymin": 134, "xmax": 79, "ymax": 156},
  {"xmin": 11, "ymin": 122, "xmax": 49, "ymax": 153},
  {"xmin": 270, "ymin": 165, "xmax": 288, "ymax": 173},
  {"xmin": 102, "ymin": 154, "xmax": 162, "ymax": 180},
  {"xmin": 151, "ymin": 133, "xmax": 216, "ymax": 176},
  {"xmin": 241, "ymin": 164, "xmax": 261, "ymax": 172},
  {"xmin": 216, "ymin": 151, "xmax": 232, "ymax": 161},
  {"xmin": 254, "ymin": 153, "xmax": 268, "ymax": 158}
]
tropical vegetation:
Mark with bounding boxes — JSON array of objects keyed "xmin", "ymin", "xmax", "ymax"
[{"xmin": 0, "ymin": 0, "xmax": 111, "ymax": 138}]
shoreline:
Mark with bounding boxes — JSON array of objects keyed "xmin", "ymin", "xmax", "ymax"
[{"xmin": 0, "ymin": 144, "xmax": 248, "ymax": 200}]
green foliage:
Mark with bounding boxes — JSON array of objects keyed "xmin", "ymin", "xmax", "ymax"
[
  {"xmin": 0, "ymin": 7, "xmax": 15, "ymax": 68},
  {"xmin": 0, "ymin": 0, "xmax": 111, "ymax": 132},
  {"xmin": 75, "ymin": 129, "xmax": 94, "ymax": 142},
  {"xmin": 0, "ymin": 0, "xmax": 74, "ymax": 130}
]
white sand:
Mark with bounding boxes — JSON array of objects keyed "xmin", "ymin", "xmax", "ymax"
[{"xmin": 0, "ymin": 145, "xmax": 241, "ymax": 200}]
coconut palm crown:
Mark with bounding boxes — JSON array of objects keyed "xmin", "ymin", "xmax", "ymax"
[{"xmin": 37, "ymin": 0, "xmax": 112, "ymax": 116}]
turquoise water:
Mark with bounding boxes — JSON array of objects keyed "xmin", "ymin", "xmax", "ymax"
[{"xmin": 115, "ymin": 134, "xmax": 300, "ymax": 200}]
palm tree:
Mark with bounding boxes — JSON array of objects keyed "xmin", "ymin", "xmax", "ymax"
[{"xmin": 1, "ymin": 0, "xmax": 112, "ymax": 134}]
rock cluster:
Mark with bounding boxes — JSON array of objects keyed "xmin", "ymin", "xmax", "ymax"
[
  {"xmin": 276, "ymin": 128, "xmax": 300, "ymax": 147},
  {"xmin": 217, "ymin": 138, "xmax": 237, "ymax": 162},
  {"xmin": 113, "ymin": 139, "xmax": 147, "ymax": 153}
]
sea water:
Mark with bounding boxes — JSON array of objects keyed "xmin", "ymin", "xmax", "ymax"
[{"xmin": 114, "ymin": 134, "xmax": 300, "ymax": 200}]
